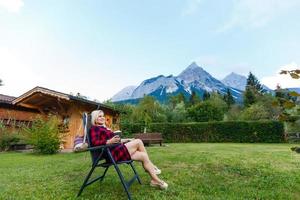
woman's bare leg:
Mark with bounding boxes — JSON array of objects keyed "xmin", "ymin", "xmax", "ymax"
[
  {"xmin": 125, "ymin": 139, "xmax": 147, "ymax": 154},
  {"xmin": 125, "ymin": 139, "xmax": 156, "ymax": 169},
  {"xmin": 130, "ymin": 151, "xmax": 161, "ymax": 183}
]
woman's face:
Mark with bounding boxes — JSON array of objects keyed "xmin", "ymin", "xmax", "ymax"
[{"xmin": 95, "ymin": 113, "xmax": 105, "ymax": 125}]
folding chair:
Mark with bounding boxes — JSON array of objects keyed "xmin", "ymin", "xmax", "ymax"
[{"xmin": 77, "ymin": 113, "xmax": 142, "ymax": 200}]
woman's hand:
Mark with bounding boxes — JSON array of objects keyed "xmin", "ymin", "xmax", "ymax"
[
  {"xmin": 107, "ymin": 135, "xmax": 121, "ymax": 144},
  {"xmin": 121, "ymin": 138, "xmax": 134, "ymax": 143}
]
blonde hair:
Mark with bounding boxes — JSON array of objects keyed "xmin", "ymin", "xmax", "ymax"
[{"xmin": 91, "ymin": 110, "xmax": 105, "ymax": 126}]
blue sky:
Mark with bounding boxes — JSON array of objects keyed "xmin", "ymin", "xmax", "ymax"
[{"xmin": 0, "ymin": 0, "xmax": 300, "ymax": 101}]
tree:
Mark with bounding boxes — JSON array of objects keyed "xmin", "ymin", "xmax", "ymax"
[
  {"xmin": 280, "ymin": 69, "xmax": 300, "ymax": 79},
  {"xmin": 225, "ymin": 105, "xmax": 243, "ymax": 121},
  {"xmin": 274, "ymin": 85, "xmax": 295, "ymax": 110},
  {"xmin": 244, "ymin": 87, "xmax": 256, "ymax": 107},
  {"xmin": 274, "ymin": 69, "xmax": 300, "ymax": 121},
  {"xmin": 187, "ymin": 101, "xmax": 224, "ymax": 122},
  {"xmin": 223, "ymin": 88, "xmax": 235, "ymax": 109},
  {"xmin": 209, "ymin": 92, "xmax": 228, "ymax": 112},
  {"xmin": 240, "ymin": 104, "xmax": 269, "ymax": 121},
  {"xmin": 275, "ymin": 85, "xmax": 289, "ymax": 99},
  {"xmin": 168, "ymin": 93, "xmax": 186, "ymax": 109},
  {"xmin": 188, "ymin": 93, "xmax": 226, "ymax": 122},
  {"xmin": 256, "ymin": 93, "xmax": 281, "ymax": 120},
  {"xmin": 167, "ymin": 101, "xmax": 188, "ymax": 122},
  {"xmin": 0, "ymin": 79, "xmax": 3, "ymax": 86},
  {"xmin": 188, "ymin": 91, "xmax": 201, "ymax": 106},
  {"xmin": 244, "ymin": 72, "xmax": 265, "ymax": 107},
  {"xmin": 202, "ymin": 90, "xmax": 210, "ymax": 101},
  {"xmin": 246, "ymin": 72, "xmax": 264, "ymax": 93},
  {"xmin": 130, "ymin": 96, "xmax": 166, "ymax": 126}
]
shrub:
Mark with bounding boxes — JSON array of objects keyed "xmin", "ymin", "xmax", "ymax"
[
  {"xmin": 166, "ymin": 102, "xmax": 189, "ymax": 123},
  {"xmin": 0, "ymin": 134, "xmax": 21, "ymax": 151},
  {"xmin": 225, "ymin": 105, "xmax": 243, "ymax": 121},
  {"xmin": 188, "ymin": 101, "xmax": 225, "ymax": 122},
  {"xmin": 24, "ymin": 116, "xmax": 61, "ymax": 154},
  {"xmin": 240, "ymin": 104, "xmax": 269, "ymax": 120},
  {"xmin": 121, "ymin": 120, "xmax": 285, "ymax": 143},
  {"xmin": 0, "ymin": 123, "xmax": 21, "ymax": 151}
]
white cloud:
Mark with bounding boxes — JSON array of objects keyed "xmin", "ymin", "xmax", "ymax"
[
  {"xmin": 0, "ymin": 0, "xmax": 24, "ymax": 13},
  {"xmin": 261, "ymin": 62, "xmax": 300, "ymax": 89},
  {"xmin": 218, "ymin": 0, "xmax": 300, "ymax": 32},
  {"xmin": 181, "ymin": 0, "xmax": 203, "ymax": 16}
]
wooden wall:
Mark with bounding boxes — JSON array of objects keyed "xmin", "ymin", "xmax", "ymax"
[{"xmin": 0, "ymin": 106, "xmax": 40, "ymax": 121}]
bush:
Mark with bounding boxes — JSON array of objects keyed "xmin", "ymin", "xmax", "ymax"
[
  {"xmin": 0, "ymin": 123, "xmax": 21, "ymax": 151},
  {"xmin": 225, "ymin": 105, "xmax": 243, "ymax": 121},
  {"xmin": 240, "ymin": 104, "xmax": 269, "ymax": 120},
  {"xmin": 0, "ymin": 134, "xmax": 21, "ymax": 151},
  {"xmin": 166, "ymin": 102, "xmax": 189, "ymax": 123},
  {"xmin": 188, "ymin": 101, "xmax": 225, "ymax": 122},
  {"xmin": 121, "ymin": 120, "xmax": 285, "ymax": 143},
  {"xmin": 24, "ymin": 116, "xmax": 61, "ymax": 154}
]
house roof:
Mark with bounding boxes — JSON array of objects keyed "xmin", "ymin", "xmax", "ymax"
[
  {"xmin": 11, "ymin": 86, "xmax": 117, "ymax": 113},
  {"xmin": 0, "ymin": 94, "xmax": 16, "ymax": 104}
]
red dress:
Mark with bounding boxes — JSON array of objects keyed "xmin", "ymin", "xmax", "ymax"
[{"xmin": 90, "ymin": 125, "xmax": 131, "ymax": 162}]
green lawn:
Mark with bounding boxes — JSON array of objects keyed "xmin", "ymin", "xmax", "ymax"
[{"xmin": 0, "ymin": 143, "xmax": 299, "ymax": 200}]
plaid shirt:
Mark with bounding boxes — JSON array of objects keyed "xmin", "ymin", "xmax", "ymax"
[{"xmin": 90, "ymin": 125, "xmax": 131, "ymax": 162}]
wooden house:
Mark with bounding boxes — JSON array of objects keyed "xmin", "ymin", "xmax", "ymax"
[{"xmin": 0, "ymin": 86, "xmax": 120, "ymax": 149}]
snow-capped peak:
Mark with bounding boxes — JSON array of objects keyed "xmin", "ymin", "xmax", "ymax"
[
  {"xmin": 111, "ymin": 62, "xmax": 245, "ymax": 103},
  {"xmin": 111, "ymin": 86, "xmax": 137, "ymax": 102},
  {"xmin": 177, "ymin": 62, "xmax": 210, "ymax": 84},
  {"xmin": 131, "ymin": 75, "xmax": 180, "ymax": 99}
]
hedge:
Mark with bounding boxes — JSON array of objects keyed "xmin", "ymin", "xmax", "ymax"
[{"xmin": 120, "ymin": 120, "xmax": 285, "ymax": 143}]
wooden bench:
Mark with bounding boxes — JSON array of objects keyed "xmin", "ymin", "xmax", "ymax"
[
  {"xmin": 133, "ymin": 133, "xmax": 163, "ymax": 146},
  {"xmin": 288, "ymin": 132, "xmax": 300, "ymax": 143}
]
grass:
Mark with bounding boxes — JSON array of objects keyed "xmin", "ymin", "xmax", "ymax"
[{"xmin": 0, "ymin": 143, "xmax": 300, "ymax": 200}]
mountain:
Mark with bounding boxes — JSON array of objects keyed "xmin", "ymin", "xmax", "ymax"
[
  {"xmin": 111, "ymin": 62, "xmax": 244, "ymax": 103},
  {"xmin": 111, "ymin": 86, "xmax": 136, "ymax": 102},
  {"xmin": 130, "ymin": 75, "xmax": 190, "ymax": 102},
  {"xmin": 222, "ymin": 72, "xmax": 247, "ymax": 91},
  {"xmin": 178, "ymin": 62, "xmax": 233, "ymax": 94},
  {"xmin": 222, "ymin": 72, "xmax": 272, "ymax": 92}
]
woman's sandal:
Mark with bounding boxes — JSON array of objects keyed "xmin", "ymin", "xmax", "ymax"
[
  {"xmin": 150, "ymin": 180, "xmax": 168, "ymax": 190},
  {"xmin": 154, "ymin": 166, "xmax": 161, "ymax": 175}
]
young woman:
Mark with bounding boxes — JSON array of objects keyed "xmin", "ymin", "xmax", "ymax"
[{"xmin": 90, "ymin": 110, "xmax": 168, "ymax": 190}]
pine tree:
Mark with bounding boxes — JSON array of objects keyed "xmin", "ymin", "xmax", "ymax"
[
  {"xmin": 0, "ymin": 79, "xmax": 3, "ymax": 86},
  {"xmin": 244, "ymin": 87, "xmax": 256, "ymax": 107},
  {"xmin": 243, "ymin": 72, "xmax": 264, "ymax": 107},
  {"xmin": 202, "ymin": 90, "xmax": 210, "ymax": 101},
  {"xmin": 189, "ymin": 91, "xmax": 200, "ymax": 106},
  {"xmin": 246, "ymin": 72, "xmax": 265, "ymax": 93},
  {"xmin": 223, "ymin": 88, "xmax": 235, "ymax": 108}
]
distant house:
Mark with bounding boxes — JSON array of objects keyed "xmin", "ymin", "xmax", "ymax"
[{"xmin": 0, "ymin": 86, "xmax": 119, "ymax": 149}]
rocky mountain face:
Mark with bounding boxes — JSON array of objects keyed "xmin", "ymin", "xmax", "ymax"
[
  {"xmin": 111, "ymin": 62, "xmax": 246, "ymax": 103},
  {"xmin": 222, "ymin": 72, "xmax": 247, "ymax": 91},
  {"xmin": 111, "ymin": 86, "xmax": 137, "ymax": 102}
]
